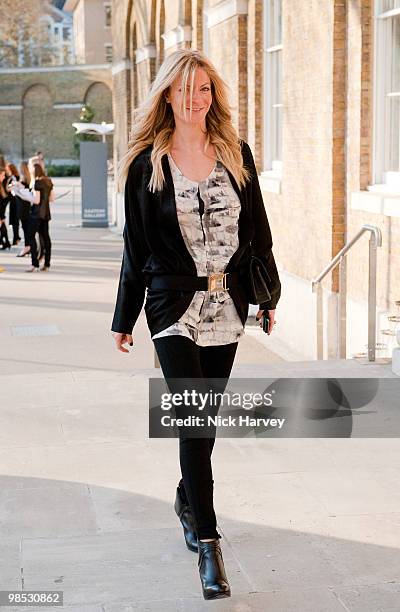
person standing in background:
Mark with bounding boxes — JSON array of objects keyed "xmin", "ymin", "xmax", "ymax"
[
  {"xmin": 33, "ymin": 163, "xmax": 54, "ymax": 271},
  {"xmin": 16, "ymin": 161, "xmax": 34, "ymax": 258},
  {"xmin": 33, "ymin": 151, "xmax": 46, "ymax": 174},
  {"xmin": 0, "ymin": 166, "xmax": 11, "ymax": 250},
  {"xmin": 25, "ymin": 163, "xmax": 54, "ymax": 273},
  {"xmin": 5, "ymin": 163, "xmax": 21, "ymax": 246},
  {"xmin": 28, "ymin": 155, "xmax": 47, "ymax": 257}
]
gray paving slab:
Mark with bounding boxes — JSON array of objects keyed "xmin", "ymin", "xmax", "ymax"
[
  {"xmin": 233, "ymin": 359, "xmax": 398, "ymax": 377},
  {"xmin": 105, "ymin": 600, "xmax": 183, "ymax": 611},
  {"xmin": 332, "ymin": 582, "xmax": 400, "ymax": 612},
  {"xmin": 219, "ymin": 520, "xmax": 400, "ymax": 591},
  {"xmin": 7, "ymin": 605, "xmax": 102, "ymax": 612},
  {"xmin": 58, "ymin": 400, "xmax": 146, "ymax": 444},
  {"xmin": 217, "ymin": 437, "xmax": 338, "ymax": 476},
  {"xmin": 88, "ymin": 485, "xmax": 179, "ymax": 532},
  {"xmin": 0, "ymin": 440, "xmax": 181, "ymax": 489},
  {"xmin": 175, "ymin": 589, "xmax": 349, "ymax": 612},
  {"xmin": 0, "ymin": 479, "xmax": 98, "ymax": 538},
  {"xmin": 0, "ymin": 538, "xmax": 22, "ymax": 591},
  {"xmin": 297, "ymin": 466, "xmax": 400, "ymax": 515},
  {"xmin": 317, "ymin": 437, "xmax": 400, "ymax": 469},
  {"xmin": 20, "ymin": 529, "xmax": 251, "ymax": 605},
  {"xmin": 0, "ymin": 403, "xmax": 65, "ymax": 447}
]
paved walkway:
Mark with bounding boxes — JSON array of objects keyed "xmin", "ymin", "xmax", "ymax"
[{"xmin": 0, "ymin": 181, "xmax": 399, "ymax": 611}]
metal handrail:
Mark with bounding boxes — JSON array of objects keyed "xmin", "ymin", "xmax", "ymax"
[{"xmin": 312, "ymin": 224, "xmax": 382, "ymax": 361}]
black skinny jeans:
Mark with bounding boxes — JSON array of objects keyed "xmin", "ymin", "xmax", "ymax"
[
  {"xmin": 20, "ymin": 218, "xmax": 31, "ymax": 247},
  {"xmin": 153, "ymin": 335, "xmax": 238, "ymax": 541},
  {"xmin": 29, "ymin": 218, "xmax": 51, "ymax": 268},
  {"xmin": 11, "ymin": 221, "xmax": 20, "ymax": 244}
]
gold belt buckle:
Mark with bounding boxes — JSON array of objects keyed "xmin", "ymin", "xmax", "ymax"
[{"xmin": 208, "ymin": 272, "xmax": 228, "ymax": 292}]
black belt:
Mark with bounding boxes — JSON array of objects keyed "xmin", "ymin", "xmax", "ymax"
[{"xmin": 147, "ymin": 272, "xmax": 240, "ymax": 292}]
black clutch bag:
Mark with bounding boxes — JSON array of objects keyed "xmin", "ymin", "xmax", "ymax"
[{"xmin": 247, "ymin": 255, "xmax": 272, "ymax": 305}]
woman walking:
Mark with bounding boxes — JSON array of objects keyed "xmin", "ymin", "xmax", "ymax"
[{"xmin": 111, "ymin": 49, "xmax": 281, "ymax": 600}]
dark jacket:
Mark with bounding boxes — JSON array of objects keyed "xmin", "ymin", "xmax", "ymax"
[
  {"xmin": 16, "ymin": 181, "xmax": 32, "ymax": 221},
  {"xmin": 0, "ymin": 178, "xmax": 10, "ymax": 220},
  {"xmin": 33, "ymin": 177, "xmax": 53, "ymax": 220},
  {"xmin": 111, "ymin": 139, "xmax": 281, "ymax": 336},
  {"xmin": 7, "ymin": 175, "xmax": 19, "ymax": 225}
]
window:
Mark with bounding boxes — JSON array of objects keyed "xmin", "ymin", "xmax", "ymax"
[
  {"xmin": 104, "ymin": 4, "xmax": 112, "ymax": 28},
  {"xmin": 53, "ymin": 23, "xmax": 62, "ymax": 43},
  {"xmin": 373, "ymin": 1, "xmax": 400, "ymax": 190},
  {"xmin": 63, "ymin": 26, "xmax": 72, "ymax": 41},
  {"xmin": 105, "ymin": 43, "xmax": 113, "ymax": 63},
  {"xmin": 263, "ymin": 0, "xmax": 282, "ymax": 173}
]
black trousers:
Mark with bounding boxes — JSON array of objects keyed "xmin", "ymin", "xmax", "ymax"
[
  {"xmin": 153, "ymin": 335, "xmax": 238, "ymax": 540},
  {"xmin": 20, "ymin": 218, "xmax": 30, "ymax": 247},
  {"xmin": 11, "ymin": 221, "xmax": 20, "ymax": 244},
  {"xmin": 0, "ymin": 221, "xmax": 10, "ymax": 247},
  {"xmin": 29, "ymin": 218, "xmax": 51, "ymax": 268},
  {"xmin": 9, "ymin": 200, "xmax": 20, "ymax": 243}
]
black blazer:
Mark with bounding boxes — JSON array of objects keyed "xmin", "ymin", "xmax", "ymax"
[
  {"xmin": 16, "ymin": 180, "xmax": 32, "ymax": 222},
  {"xmin": 111, "ymin": 139, "xmax": 281, "ymax": 336}
]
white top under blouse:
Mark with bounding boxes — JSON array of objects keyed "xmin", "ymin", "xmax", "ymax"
[{"xmin": 150, "ymin": 153, "xmax": 245, "ymax": 347}]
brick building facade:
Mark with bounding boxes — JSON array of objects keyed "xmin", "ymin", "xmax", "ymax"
[
  {"xmin": 0, "ymin": 0, "xmax": 113, "ymax": 165},
  {"xmin": 0, "ymin": 65, "xmax": 112, "ymax": 164},
  {"xmin": 111, "ymin": 0, "xmax": 400, "ymax": 362}
]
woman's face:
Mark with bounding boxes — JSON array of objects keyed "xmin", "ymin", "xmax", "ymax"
[
  {"xmin": 166, "ymin": 66, "xmax": 212, "ymax": 125},
  {"xmin": 0, "ymin": 170, "xmax": 5, "ymax": 182}
]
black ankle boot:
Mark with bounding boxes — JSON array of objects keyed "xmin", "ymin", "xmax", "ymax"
[
  {"xmin": 198, "ymin": 539, "xmax": 231, "ymax": 600},
  {"xmin": 174, "ymin": 486, "xmax": 198, "ymax": 553}
]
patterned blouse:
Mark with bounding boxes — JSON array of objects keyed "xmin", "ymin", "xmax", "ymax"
[{"xmin": 151, "ymin": 153, "xmax": 245, "ymax": 347}]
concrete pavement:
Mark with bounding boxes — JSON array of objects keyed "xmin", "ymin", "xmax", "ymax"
[{"xmin": 0, "ymin": 180, "xmax": 399, "ymax": 611}]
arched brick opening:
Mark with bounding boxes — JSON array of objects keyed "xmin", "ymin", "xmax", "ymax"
[
  {"xmin": 83, "ymin": 81, "xmax": 113, "ymax": 157},
  {"xmin": 84, "ymin": 81, "xmax": 113, "ymax": 124},
  {"xmin": 22, "ymin": 84, "xmax": 53, "ymax": 159}
]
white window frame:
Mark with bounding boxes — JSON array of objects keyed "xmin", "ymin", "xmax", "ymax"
[
  {"xmin": 262, "ymin": 0, "xmax": 282, "ymax": 182},
  {"xmin": 371, "ymin": 1, "xmax": 400, "ymax": 193}
]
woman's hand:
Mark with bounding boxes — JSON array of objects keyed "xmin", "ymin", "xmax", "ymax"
[
  {"xmin": 112, "ymin": 332, "xmax": 134, "ymax": 353},
  {"xmin": 255, "ymin": 309, "xmax": 276, "ymax": 335}
]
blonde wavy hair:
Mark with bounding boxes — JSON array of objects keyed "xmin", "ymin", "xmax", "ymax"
[{"xmin": 118, "ymin": 48, "xmax": 251, "ymax": 193}]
